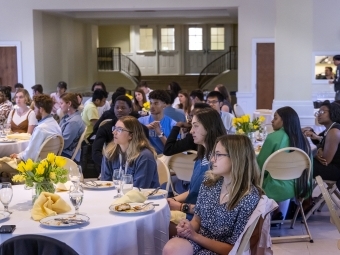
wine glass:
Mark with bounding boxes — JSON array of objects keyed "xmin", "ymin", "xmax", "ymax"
[
  {"xmin": 3, "ymin": 123, "xmax": 11, "ymax": 136},
  {"xmin": 113, "ymin": 169, "xmax": 123, "ymax": 198},
  {"xmin": 0, "ymin": 125, "xmax": 4, "ymax": 138},
  {"xmin": 121, "ymin": 174, "xmax": 133, "ymax": 195},
  {"xmin": 0, "ymin": 183, "xmax": 13, "ymax": 212},
  {"xmin": 69, "ymin": 185, "xmax": 84, "ymax": 215},
  {"xmin": 69, "ymin": 166, "xmax": 81, "ymax": 185}
]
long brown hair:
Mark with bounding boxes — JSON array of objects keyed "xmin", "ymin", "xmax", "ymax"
[
  {"xmin": 194, "ymin": 108, "xmax": 226, "ymax": 160},
  {"xmin": 177, "ymin": 90, "xmax": 191, "ymax": 115},
  {"xmin": 104, "ymin": 116, "xmax": 156, "ymax": 165},
  {"xmin": 133, "ymin": 88, "xmax": 147, "ymax": 112},
  {"xmin": 215, "ymin": 84, "xmax": 231, "ymax": 103},
  {"xmin": 205, "ymin": 135, "xmax": 264, "ymax": 210}
]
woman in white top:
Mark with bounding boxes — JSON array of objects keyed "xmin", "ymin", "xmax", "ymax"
[{"xmin": 7, "ymin": 88, "xmax": 38, "ymax": 134}]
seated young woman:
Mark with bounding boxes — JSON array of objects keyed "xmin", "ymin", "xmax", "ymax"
[
  {"xmin": 100, "ymin": 115, "xmax": 159, "ymax": 188},
  {"xmin": 163, "ymin": 135, "xmax": 263, "ymax": 255},
  {"xmin": 7, "ymin": 88, "xmax": 37, "ymax": 134},
  {"xmin": 257, "ymin": 106, "xmax": 311, "ymax": 219},
  {"xmin": 59, "ymin": 93, "xmax": 85, "ymax": 162},
  {"xmin": 303, "ymin": 101, "xmax": 340, "ymax": 188},
  {"xmin": 166, "ymin": 108, "xmax": 226, "ymax": 237}
]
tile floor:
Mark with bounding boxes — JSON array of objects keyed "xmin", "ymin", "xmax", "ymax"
[{"xmin": 271, "ymin": 198, "xmax": 340, "ymax": 254}]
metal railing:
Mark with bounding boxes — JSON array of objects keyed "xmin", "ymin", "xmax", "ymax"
[
  {"xmin": 97, "ymin": 47, "xmax": 141, "ymax": 83},
  {"xmin": 198, "ymin": 46, "xmax": 238, "ymax": 88}
]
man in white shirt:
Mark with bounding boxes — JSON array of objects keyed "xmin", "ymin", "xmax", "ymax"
[
  {"xmin": 206, "ymin": 91, "xmax": 235, "ymax": 133},
  {"xmin": 10, "ymin": 94, "xmax": 62, "ymax": 162},
  {"xmin": 138, "ymin": 81, "xmax": 153, "ymax": 102},
  {"xmin": 84, "ymin": 81, "xmax": 110, "ymax": 117}
]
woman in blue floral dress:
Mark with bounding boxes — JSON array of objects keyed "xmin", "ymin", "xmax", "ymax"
[{"xmin": 163, "ymin": 135, "xmax": 264, "ymax": 255}]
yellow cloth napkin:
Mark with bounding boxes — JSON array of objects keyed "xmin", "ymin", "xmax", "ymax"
[
  {"xmin": 112, "ymin": 190, "xmax": 147, "ymax": 205},
  {"xmin": 6, "ymin": 133, "xmax": 31, "ymax": 140},
  {"xmin": 55, "ymin": 181, "xmax": 72, "ymax": 192},
  {"xmin": 31, "ymin": 192, "xmax": 71, "ymax": 221},
  {"xmin": 0, "ymin": 157, "xmax": 18, "ymax": 169},
  {"xmin": 170, "ymin": 211, "xmax": 187, "ymax": 225}
]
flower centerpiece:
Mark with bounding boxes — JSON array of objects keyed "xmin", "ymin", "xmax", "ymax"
[
  {"xmin": 232, "ymin": 114, "xmax": 266, "ymax": 135},
  {"xmin": 12, "ymin": 153, "xmax": 68, "ymax": 202},
  {"xmin": 142, "ymin": 101, "xmax": 150, "ymax": 113}
]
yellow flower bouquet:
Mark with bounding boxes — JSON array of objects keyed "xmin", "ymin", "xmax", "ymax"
[
  {"xmin": 12, "ymin": 153, "xmax": 68, "ymax": 202},
  {"xmin": 142, "ymin": 101, "xmax": 150, "ymax": 112},
  {"xmin": 232, "ymin": 114, "xmax": 266, "ymax": 134}
]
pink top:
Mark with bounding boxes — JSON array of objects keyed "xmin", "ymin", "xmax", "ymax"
[{"xmin": 50, "ymin": 92, "xmax": 62, "ymax": 114}]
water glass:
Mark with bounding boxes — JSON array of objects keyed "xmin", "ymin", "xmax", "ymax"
[
  {"xmin": 69, "ymin": 185, "xmax": 84, "ymax": 215},
  {"xmin": 113, "ymin": 169, "xmax": 123, "ymax": 198},
  {"xmin": 3, "ymin": 123, "xmax": 11, "ymax": 136},
  {"xmin": 122, "ymin": 174, "xmax": 133, "ymax": 195},
  {"xmin": 0, "ymin": 182, "xmax": 13, "ymax": 212},
  {"xmin": 260, "ymin": 126, "xmax": 267, "ymax": 140},
  {"xmin": 69, "ymin": 166, "xmax": 81, "ymax": 185},
  {"xmin": 0, "ymin": 125, "xmax": 4, "ymax": 137}
]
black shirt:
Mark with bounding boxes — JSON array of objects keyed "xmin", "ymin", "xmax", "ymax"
[{"xmin": 163, "ymin": 126, "xmax": 197, "ymax": 156}]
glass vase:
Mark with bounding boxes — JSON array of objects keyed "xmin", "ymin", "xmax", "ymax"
[
  {"xmin": 32, "ymin": 181, "xmax": 55, "ymax": 204},
  {"xmin": 246, "ymin": 132, "xmax": 256, "ymax": 145}
]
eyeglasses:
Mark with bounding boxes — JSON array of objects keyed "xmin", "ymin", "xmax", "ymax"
[
  {"xmin": 206, "ymin": 100, "xmax": 220, "ymax": 105},
  {"xmin": 314, "ymin": 110, "xmax": 329, "ymax": 117},
  {"xmin": 211, "ymin": 153, "xmax": 230, "ymax": 161},
  {"xmin": 112, "ymin": 126, "xmax": 132, "ymax": 134}
]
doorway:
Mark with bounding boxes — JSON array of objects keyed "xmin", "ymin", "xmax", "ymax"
[
  {"xmin": 256, "ymin": 42, "xmax": 274, "ymax": 109},
  {"xmin": 0, "ymin": 46, "xmax": 18, "ymax": 89}
]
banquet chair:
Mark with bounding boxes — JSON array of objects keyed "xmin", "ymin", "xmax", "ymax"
[
  {"xmin": 156, "ymin": 158, "xmax": 171, "ymax": 193},
  {"xmin": 233, "ymin": 104, "xmax": 245, "ymax": 117},
  {"xmin": 260, "ymin": 147, "xmax": 313, "ymax": 243},
  {"xmin": 35, "ymin": 135, "xmax": 64, "ymax": 161},
  {"xmin": 71, "ymin": 127, "xmax": 87, "ymax": 161},
  {"xmin": 0, "ymin": 234, "xmax": 79, "ymax": 255},
  {"xmin": 60, "ymin": 156, "xmax": 78, "ymax": 180},
  {"xmin": 235, "ymin": 216, "xmax": 260, "ymax": 255},
  {"xmin": 99, "ymin": 118, "xmax": 112, "ymax": 128},
  {"xmin": 316, "ymin": 176, "xmax": 340, "ymax": 236},
  {"xmin": 167, "ymin": 150, "xmax": 197, "ymax": 196},
  {"xmin": 168, "ymin": 150, "xmax": 196, "ymax": 182}
]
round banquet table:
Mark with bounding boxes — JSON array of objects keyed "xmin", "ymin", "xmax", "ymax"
[
  {"xmin": 0, "ymin": 140, "xmax": 30, "ymax": 158},
  {"xmin": 0, "ymin": 185, "xmax": 171, "ymax": 255}
]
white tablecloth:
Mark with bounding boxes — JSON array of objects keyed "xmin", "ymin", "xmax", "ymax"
[
  {"xmin": 0, "ymin": 185, "xmax": 170, "ymax": 255},
  {"xmin": 0, "ymin": 140, "xmax": 30, "ymax": 158}
]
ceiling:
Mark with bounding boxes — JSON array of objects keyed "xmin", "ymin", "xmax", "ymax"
[{"xmin": 45, "ymin": 8, "xmax": 238, "ymax": 25}]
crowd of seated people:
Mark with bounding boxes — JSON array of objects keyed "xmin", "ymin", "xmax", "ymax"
[{"xmin": 3, "ymin": 79, "xmax": 337, "ymax": 254}]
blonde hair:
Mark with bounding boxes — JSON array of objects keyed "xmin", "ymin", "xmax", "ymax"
[
  {"xmin": 15, "ymin": 88, "xmax": 32, "ymax": 106},
  {"xmin": 205, "ymin": 135, "xmax": 264, "ymax": 210},
  {"xmin": 104, "ymin": 116, "xmax": 156, "ymax": 165}
]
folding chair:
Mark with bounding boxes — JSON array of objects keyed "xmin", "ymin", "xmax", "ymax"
[
  {"xmin": 260, "ymin": 147, "xmax": 313, "ymax": 243},
  {"xmin": 71, "ymin": 127, "xmax": 87, "ymax": 161},
  {"xmin": 156, "ymin": 158, "xmax": 171, "ymax": 193},
  {"xmin": 233, "ymin": 104, "xmax": 245, "ymax": 117},
  {"xmin": 35, "ymin": 135, "xmax": 64, "ymax": 161}
]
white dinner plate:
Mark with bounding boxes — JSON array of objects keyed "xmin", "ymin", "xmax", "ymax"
[
  {"xmin": 81, "ymin": 181, "xmax": 115, "ymax": 190},
  {"xmin": 0, "ymin": 211, "xmax": 10, "ymax": 221},
  {"xmin": 141, "ymin": 188, "xmax": 168, "ymax": 199},
  {"xmin": 40, "ymin": 214, "xmax": 90, "ymax": 228},
  {"xmin": 0, "ymin": 139, "xmax": 16, "ymax": 143},
  {"xmin": 109, "ymin": 203, "xmax": 155, "ymax": 215}
]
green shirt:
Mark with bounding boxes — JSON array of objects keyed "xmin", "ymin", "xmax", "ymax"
[{"xmin": 257, "ymin": 128, "xmax": 295, "ymax": 202}]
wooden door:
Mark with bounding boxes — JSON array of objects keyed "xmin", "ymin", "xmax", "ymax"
[
  {"xmin": 256, "ymin": 43, "xmax": 274, "ymax": 109},
  {"xmin": 0, "ymin": 47, "xmax": 17, "ymax": 89}
]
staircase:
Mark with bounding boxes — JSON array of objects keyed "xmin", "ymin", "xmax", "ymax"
[
  {"xmin": 97, "ymin": 47, "xmax": 141, "ymax": 85},
  {"xmin": 198, "ymin": 46, "xmax": 238, "ymax": 89}
]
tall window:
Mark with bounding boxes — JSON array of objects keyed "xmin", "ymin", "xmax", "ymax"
[
  {"xmin": 139, "ymin": 28, "xmax": 153, "ymax": 51},
  {"xmin": 210, "ymin": 27, "xmax": 225, "ymax": 50},
  {"xmin": 160, "ymin": 28, "xmax": 175, "ymax": 50},
  {"xmin": 188, "ymin": 27, "xmax": 203, "ymax": 50}
]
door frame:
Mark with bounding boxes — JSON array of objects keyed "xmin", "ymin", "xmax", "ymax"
[
  {"xmin": 0, "ymin": 41, "xmax": 22, "ymax": 83},
  {"xmin": 251, "ymin": 38, "xmax": 275, "ymax": 108}
]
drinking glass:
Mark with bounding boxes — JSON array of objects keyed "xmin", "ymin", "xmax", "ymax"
[
  {"xmin": 261, "ymin": 126, "xmax": 268, "ymax": 140},
  {"xmin": 121, "ymin": 174, "xmax": 133, "ymax": 195},
  {"xmin": 3, "ymin": 124, "xmax": 11, "ymax": 136},
  {"xmin": 0, "ymin": 183, "xmax": 13, "ymax": 212},
  {"xmin": 69, "ymin": 166, "xmax": 81, "ymax": 185},
  {"xmin": 69, "ymin": 184, "xmax": 84, "ymax": 215},
  {"xmin": 113, "ymin": 169, "xmax": 123, "ymax": 198},
  {"xmin": 0, "ymin": 125, "xmax": 4, "ymax": 137}
]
